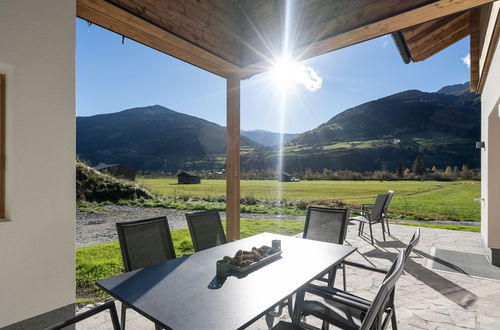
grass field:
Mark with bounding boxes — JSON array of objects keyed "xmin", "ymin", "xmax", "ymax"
[{"xmin": 138, "ymin": 178, "xmax": 480, "ymax": 221}]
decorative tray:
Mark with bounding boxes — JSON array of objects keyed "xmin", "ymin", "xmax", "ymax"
[{"xmin": 217, "ymin": 244, "xmax": 282, "ymax": 276}]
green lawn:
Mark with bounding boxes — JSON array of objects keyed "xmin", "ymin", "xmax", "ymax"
[
  {"xmin": 76, "ymin": 219, "xmax": 304, "ymax": 300},
  {"xmin": 137, "ymin": 178, "xmax": 480, "ymax": 221}
]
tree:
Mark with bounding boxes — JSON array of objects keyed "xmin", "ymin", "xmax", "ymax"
[
  {"xmin": 431, "ymin": 166, "xmax": 438, "ymax": 173},
  {"xmin": 445, "ymin": 166, "xmax": 453, "ymax": 176},
  {"xmin": 412, "ymin": 155, "xmax": 426, "ymax": 176},
  {"xmin": 396, "ymin": 161, "xmax": 404, "ymax": 178}
]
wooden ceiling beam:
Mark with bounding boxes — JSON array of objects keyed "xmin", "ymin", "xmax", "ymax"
[
  {"xmin": 77, "ymin": 0, "xmax": 240, "ymax": 78},
  {"xmin": 241, "ymin": 0, "xmax": 496, "ymax": 78},
  {"xmin": 470, "ymin": 8, "xmax": 480, "ymax": 92},
  {"xmin": 409, "ymin": 23, "xmax": 470, "ymax": 61},
  {"xmin": 404, "ymin": 12, "xmax": 471, "ymax": 62}
]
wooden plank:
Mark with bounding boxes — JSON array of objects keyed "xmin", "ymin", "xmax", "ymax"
[
  {"xmin": 0, "ymin": 75, "xmax": 5, "ymax": 218},
  {"xmin": 470, "ymin": 8, "xmax": 481, "ymax": 92},
  {"xmin": 226, "ymin": 74, "xmax": 241, "ymax": 241},
  {"xmin": 77, "ymin": 0, "xmax": 239, "ymax": 78},
  {"xmin": 241, "ymin": 0, "xmax": 495, "ymax": 77},
  {"xmin": 108, "ymin": 0, "xmax": 241, "ymax": 65},
  {"xmin": 408, "ymin": 15, "xmax": 470, "ymax": 61},
  {"xmin": 478, "ymin": 2, "xmax": 500, "ymax": 92},
  {"xmin": 402, "ymin": 12, "xmax": 468, "ymax": 47}
]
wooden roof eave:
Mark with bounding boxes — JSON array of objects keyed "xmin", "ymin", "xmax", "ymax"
[
  {"xmin": 77, "ymin": 0, "xmax": 242, "ymax": 78},
  {"xmin": 239, "ymin": 0, "xmax": 495, "ymax": 79}
]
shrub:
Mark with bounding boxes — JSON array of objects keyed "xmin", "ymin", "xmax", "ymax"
[{"xmin": 76, "ymin": 161, "xmax": 154, "ymax": 202}]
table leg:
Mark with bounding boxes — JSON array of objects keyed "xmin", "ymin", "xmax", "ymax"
[{"xmin": 292, "ymin": 289, "xmax": 305, "ymax": 324}]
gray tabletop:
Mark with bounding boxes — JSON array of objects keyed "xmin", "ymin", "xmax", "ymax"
[{"xmin": 97, "ymin": 232, "xmax": 356, "ymax": 330}]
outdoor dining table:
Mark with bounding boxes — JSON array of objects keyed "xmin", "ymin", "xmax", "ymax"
[{"xmin": 97, "ymin": 232, "xmax": 356, "ymax": 330}]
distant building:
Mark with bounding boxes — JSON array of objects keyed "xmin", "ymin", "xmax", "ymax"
[
  {"xmin": 177, "ymin": 170, "xmax": 201, "ymax": 184},
  {"xmin": 278, "ymin": 172, "xmax": 293, "ymax": 182},
  {"xmin": 93, "ymin": 164, "xmax": 137, "ymax": 181}
]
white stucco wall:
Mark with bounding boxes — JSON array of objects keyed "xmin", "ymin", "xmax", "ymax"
[
  {"xmin": 0, "ymin": 0, "xmax": 76, "ymax": 327},
  {"xmin": 482, "ymin": 38, "xmax": 500, "ymax": 250}
]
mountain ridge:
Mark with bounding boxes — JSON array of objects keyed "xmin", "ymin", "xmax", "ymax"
[{"xmin": 77, "ymin": 82, "xmax": 480, "ymax": 172}]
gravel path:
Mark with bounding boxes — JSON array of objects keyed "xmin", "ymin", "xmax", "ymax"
[
  {"xmin": 76, "ymin": 205, "xmax": 479, "ymax": 247},
  {"xmin": 76, "ymin": 205, "xmax": 305, "ymax": 247}
]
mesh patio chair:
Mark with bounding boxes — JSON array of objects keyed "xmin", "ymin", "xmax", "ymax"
[
  {"xmin": 350, "ymin": 193, "xmax": 389, "ymax": 245},
  {"xmin": 304, "ymin": 206, "xmax": 350, "ymax": 289},
  {"xmin": 304, "ymin": 228, "xmax": 420, "ymax": 330},
  {"xmin": 185, "ymin": 210, "xmax": 227, "ymax": 251},
  {"xmin": 362, "ymin": 190, "xmax": 395, "ymax": 236},
  {"xmin": 295, "ymin": 249, "xmax": 406, "ymax": 330},
  {"xmin": 44, "ymin": 301, "xmax": 120, "ymax": 330},
  {"xmin": 116, "ymin": 216, "xmax": 176, "ymax": 330},
  {"xmin": 266, "ymin": 207, "xmax": 350, "ymax": 329}
]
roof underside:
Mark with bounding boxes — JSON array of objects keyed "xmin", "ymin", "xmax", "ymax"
[{"xmin": 77, "ymin": 0, "xmax": 495, "ymax": 78}]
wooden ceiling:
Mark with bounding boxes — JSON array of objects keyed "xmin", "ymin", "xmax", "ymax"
[
  {"xmin": 399, "ymin": 12, "xmax": 472, "ymax": 63},
  {"xmin": 77, "ymin": 0, "xmax": 495, "ymax": 78}
]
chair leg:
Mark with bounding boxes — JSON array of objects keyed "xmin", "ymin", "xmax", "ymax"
[
  {"xmin": 358, "ymin": 221, "xmax": 362, "ymax": 236},
  {"xmin": 369, "ymin": 222, "xmax": 374, "ymax": 245},
  {"xmin": 327, "ymin": 266, "xmax": 337, "ymax": 287},
  {"xmin": 381, "ymin": 219, "xmax": 386, "ymax": 241},
  {"xmin": 391, "ymin": 308, "xmax": 398, "ymax": 330},
  {"xmin": 121, "ymin": 303, "xmax": 127, "ymax": 330},
  {"xmin": 386, "ymin": 217, "xmax": 391, "ymax": 236},
  {"xmin": 342, "ymin": 263, "xmax": 346, "ymax": 292},
  {"xmin": 287, "ymin": 295, "xmax": 294, "ymax": 320}
]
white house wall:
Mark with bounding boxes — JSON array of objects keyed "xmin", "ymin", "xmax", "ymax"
[
  {"xmin": 482, "ymin": 32, "xmax": 500, "ymax": 265},
  {"xmin": 0, "ymin": 0, "xmax": 76, "ymax": 327}
]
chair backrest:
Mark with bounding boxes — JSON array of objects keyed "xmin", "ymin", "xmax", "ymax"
[
  {"xmin": 369, "ymin": 194, "xmax": 389, "ymax": 222},
  {"xmin": 383, "ymin": 190, "xmax": 395, "ymax": 212},
  {"xmin": 185, "ymin": 210, "xmax": 227, "ymax": 251},
  {"xmin": 303, "ymin": 207, "xmax": 349, "ymax": 244},
  {"xmin": 116, "ymin": 216, "xmax": 176, "ymax": 272},
  {"xmin": 404, "ymin": 228, "xmax": 420, "ymax": 262},
  {"xmin": 360, "ymin": 249, "xmax": 406, "ymax": 330}
]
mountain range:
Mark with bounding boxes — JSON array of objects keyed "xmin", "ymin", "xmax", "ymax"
[
  {"xmin": 77, "ymin": 82, "xmax": 480, "ymax": 172},
  {"xmin": 241, "ymin": 129, "xmax": 299, "ymax": 147},
  {"xmin": 77, "ymin": 105, "xmax": 258, "ymax": 171}
]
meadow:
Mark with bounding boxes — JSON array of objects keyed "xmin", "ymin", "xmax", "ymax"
[{"xmin": 137, "ymin": 178, "xmax": 480, "ymax": 221}]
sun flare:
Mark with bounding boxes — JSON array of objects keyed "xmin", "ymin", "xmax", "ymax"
[{"xmin": 270, "ymin": 58, "xmax": 323, "ymax": 92}]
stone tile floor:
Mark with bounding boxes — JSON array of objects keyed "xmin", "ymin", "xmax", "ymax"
[{"xmin": 77, "ymin": 223, "xmax": 500, "ymax": 329}]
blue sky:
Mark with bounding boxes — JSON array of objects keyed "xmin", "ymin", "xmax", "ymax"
[{"xmin": 77, "ymin": 18, "xmax": 471, "ymax": 133}]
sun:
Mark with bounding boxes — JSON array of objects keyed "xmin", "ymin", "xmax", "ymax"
[
  {"xmin": 270, "ymin": 58, "xmax": 302, "ymax": 91},
  {"xmin": 270, "ymin": 57, "xmax": 323, "ymax": 92}
]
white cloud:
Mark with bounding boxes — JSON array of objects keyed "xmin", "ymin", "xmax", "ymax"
[
  {"xmin": 298, "ymin": 65, "xmax": 323, "ymax": 91},
  {"xmin": 271, "ymin": 60, "xmax": 323, "ymax": 92},
  {"xmin": 462, "ymin": 53, "xmax": 471, "ymax": 68}
]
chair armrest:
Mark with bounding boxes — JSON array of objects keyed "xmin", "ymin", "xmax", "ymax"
[
  {"xmin": 362, "ymin": 203, "xmax": 374, "ymax": 209},
  {"xmin": 305, "ymin": 284, "xmax": 369, "ymax": 311},
  {"xmin": 342, "ymin": 260, "xmax": 388, "ymax": 274},
  {"xmin": 44, "ymin": 301, "xmax": 120, "ymax": 330}
]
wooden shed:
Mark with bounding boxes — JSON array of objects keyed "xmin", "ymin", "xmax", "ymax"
[
  {"xmin": 93, "ymin": 164, "xmax": 136, "ymax": 181},
  {"xmin": 177, "ymin": 170, "xmax": 201, "ymax": 184},
  {"xmin": 278, "ymin": 172, "xmax": 293, "ymax": 182}
]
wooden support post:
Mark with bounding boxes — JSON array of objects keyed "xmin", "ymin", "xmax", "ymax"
[
  {"xmin": 226, "ymin": 73, "xmax": 240, "ymax": 241},
  {"xmin": 470, "ymin": 8, "xmax": 480, "ymax": 92}
]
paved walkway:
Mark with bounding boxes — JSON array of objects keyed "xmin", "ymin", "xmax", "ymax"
[{"xmin": 76, "ymin": 223, "xmax": 500, "ymax": 329}]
